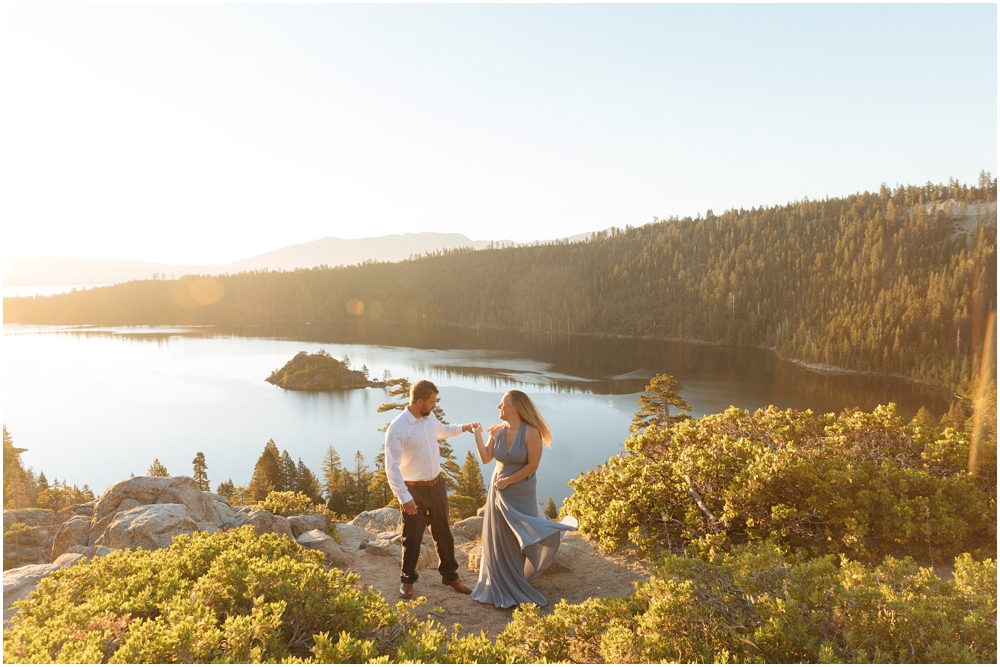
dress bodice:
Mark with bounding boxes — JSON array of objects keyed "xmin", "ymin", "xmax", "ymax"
[{"xmin": 494, "ymin": 422, "xmax": 535, "ymax": 495}]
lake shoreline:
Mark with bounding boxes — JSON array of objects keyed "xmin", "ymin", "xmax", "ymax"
[{"xmin": 4, "ymin": 317, "xmax": 960, "ymax": 398}]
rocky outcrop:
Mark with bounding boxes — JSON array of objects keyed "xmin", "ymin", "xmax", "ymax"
[
  {"xmin": 3, "ymin": 553, "xmax": 84, "ymax": 628},
  {"xmin": 452, "ymin": 516, "xmax": 483, "ymax": 541},
  {"xmin": 364, "ymin": 536, "xmax": 436, "ymax": 570},
  {"xmin": 93, "ymin": 476, "xmax": 227, "ymax": 531},
  {"xmin": 245, "ymin": 509, "xmax": 293, "ymax": 539},
  {"xmin": 63, "ymin": 545, "xmax": 116, "ymax": 559},
  {"xmin": 468, "ymin": 544, "xmax": 483, "ymax": 572},
  {"xmin": 349, "ymin": 508, "xmax": 401, "ymax": 534},
  {"xmin": 50, "ymin": 516, "xmax": 92, "ymax": 561},
  {"xmin": 288, "ymin": 514, "xmax": 326, "ymax": 538},
  {"xmin": 94, "ymin": 505, "xmax": 199, "ymax": 551},
  {"xmin": 4, "ymin": 509, "xmax": 76, "ymax": 568},
  {"xmin": 335, "ymin": 523, "xmax": 374, "ymax": 552},
  {"xmin": 297, "ymin": 529, "xmax": 354, "ymax": 570}
]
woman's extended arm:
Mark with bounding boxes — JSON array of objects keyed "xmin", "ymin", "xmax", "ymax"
[
  {"xmin": 474, "ymin": 424, "xmax": 495, "ymax": 464},
  {"xmin": 495, "ymin": 426, "xmax": 543, "ymax": 490}
]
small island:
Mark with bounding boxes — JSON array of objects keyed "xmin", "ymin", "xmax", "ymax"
[{"xmin": 266, "ymin": 350, "xmax": 387, "ymax": 391}]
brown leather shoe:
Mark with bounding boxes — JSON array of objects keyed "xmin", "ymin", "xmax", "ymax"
[
  {"xmin": 442, "ymin": 576, "xmax": 472, "ymax": 594},
  {"xmin": 400, "ymin": 583, "xmax": 414, "ymax": 599}
]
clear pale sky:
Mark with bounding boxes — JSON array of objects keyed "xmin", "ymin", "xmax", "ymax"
[{"xmin": 1, "ymin": 3, "xmax": 996, "ymax": 265}]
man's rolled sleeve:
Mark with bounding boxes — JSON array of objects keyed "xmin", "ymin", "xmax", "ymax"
[
  {"xmin": 435, "ymin": 415, "xmax": 464, "ymax": 439},
  {"xmin": 383, "ymin": 424, "xmax": 412, "ymax": 505}
]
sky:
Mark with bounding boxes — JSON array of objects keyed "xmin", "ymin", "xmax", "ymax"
[{"xmin": 1, "ymin": 3, "xmax": 996, "ymax": 266}]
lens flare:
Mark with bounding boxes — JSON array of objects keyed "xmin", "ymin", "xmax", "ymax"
[
  {"xmin": 168, "ymin": 277, "xmax": 224, "ymax": 309},
  {"xmin": 969, "ymin": 311, "xmax": 996, "ymax": 476},
  {"xmin": 346, "ymin": 299, "xmax": 364, "ymax": 316}
]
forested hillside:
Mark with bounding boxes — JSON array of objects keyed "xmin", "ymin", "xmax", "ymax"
[{"xmin": 6, "ymin": 178, "xmax": 996, "ymax": 392}]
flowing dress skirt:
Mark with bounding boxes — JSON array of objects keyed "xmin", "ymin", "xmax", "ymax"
[{"xmin": 470, "ymin": 424, "xmax": 576, "ymax": 608}]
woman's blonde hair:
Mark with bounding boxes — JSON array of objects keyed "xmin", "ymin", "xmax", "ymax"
[{"xmin": 506, "ymin": 390, "xmax": 552, "ymax": 446}]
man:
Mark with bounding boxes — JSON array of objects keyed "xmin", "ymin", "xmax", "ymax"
[{"xmin": 384, "ymin": 379, "xmax": 479, "ymax": 599}]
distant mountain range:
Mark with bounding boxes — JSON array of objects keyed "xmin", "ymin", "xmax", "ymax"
[{"xmin": 3, "ymin": 231, "xmax": 596, "ymax": 287}]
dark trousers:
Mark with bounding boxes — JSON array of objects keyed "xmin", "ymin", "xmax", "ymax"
[{"xmin": 400, "ymin": 477, "xmax": 459, "ymax": 584}]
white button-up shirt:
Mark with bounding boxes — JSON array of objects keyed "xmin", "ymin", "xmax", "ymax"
[{"xmin": 384, "ymin": 408, "xmax": 465, "ymax": 505}]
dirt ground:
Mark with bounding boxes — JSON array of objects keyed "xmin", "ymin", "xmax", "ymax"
[{"xmin": 347, "ymin": 531, "xmax": 650, "ymax": 638}]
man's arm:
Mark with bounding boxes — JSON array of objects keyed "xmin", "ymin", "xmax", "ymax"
[
  {"xmin": 383, "ymin": 424, "xmax": 412, "ymax": 505},
  {"xmin": 435, "ymin": 413, "xmax": 468, "ymax": 439}
]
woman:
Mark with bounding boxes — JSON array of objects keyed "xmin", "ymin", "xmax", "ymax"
[{"xmin": 470, "ymin": 390, "xmax": 575, "ymax": 608}]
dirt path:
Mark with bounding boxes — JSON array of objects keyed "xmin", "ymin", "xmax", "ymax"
[{"xmin": 348, "ymin": 532, "xmax": 649, "ymax": 638}]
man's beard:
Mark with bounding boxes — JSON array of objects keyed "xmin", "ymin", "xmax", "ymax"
[{"xmin": 419, "ymin": 408, "xmax": 432, "ymax": 417}]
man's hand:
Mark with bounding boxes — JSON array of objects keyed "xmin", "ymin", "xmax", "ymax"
[
  {"xmin": 402, "ymin": 500, "xmax": 418, "ymax": 515},
  {"xmin": 463, "ymin": 422, "xmax": 481, "ymax": 433}
]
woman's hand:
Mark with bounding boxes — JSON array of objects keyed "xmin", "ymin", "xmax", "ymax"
[
  {"xmin": 472, "ymin": 422, "xmax": 483, "ymax": 434},
  {"xmin": 495, "ymin": 477, "xmax": 510, "ymax": 490}
]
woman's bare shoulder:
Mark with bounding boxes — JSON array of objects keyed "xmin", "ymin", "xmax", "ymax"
[
  {"xmin": 487, "ymin": 423, "xmax": 504, "ymax": 434},
  {"xmin": 524, "ymin": 424, "xmax": 542, "ymax": 441}
]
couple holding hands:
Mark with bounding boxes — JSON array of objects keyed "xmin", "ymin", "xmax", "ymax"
[{"xmin": 383, "ymin": 380, "xmax": 575, "ymax": 608}]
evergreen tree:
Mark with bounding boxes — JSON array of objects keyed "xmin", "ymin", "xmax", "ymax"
[
  {"xmin": 630, "ymin": 374, "xmax": 692, "ymax": 434},
  {"xmin": 216, "ymin": 479, "xmax": 236, "ymax": 501},
  {"xmin": 296, "ymin": 459, "xmax": 324, "ymax": 505},
  {"xmin": 147, "ymin": 459, "xmax": 169, "ymax": 477},
  {"xmin": 192, "ymin": 452, "xmax": 210, "ymax": 491},
  {"xmin": 321, "ymin": 445, "xmax": 349, "ymax": 516},
  {"xmin": 279, "ymin": 450, "xmax": 298, "ymax": 492},
  {"xmin": 910, "ymin": 407, "xmax": 938, "ymax": 428},
  {"xmin": 940, "ymin": 400, "xmax": 972, "ymax": 431},
  {"xmin": 544, "ymin": 497, "xmax": 559, "ymax": 520},
  {"xmin": 368, "ymin": 449, "xmax": 396, "ymax": 509},
  {"xmin": 431, "ymin": 403, "xmax": 461, "ymax": 491},
  {"xmin": 248, "ymin": 439, "xmax": 282, "ymax": 502},
  {"xmin": 346, "ymin": 451, "xmax": 371, "ymax": 516},
  {"xmin": 3, "ymin": 424, "xmax": 32, "ymax": 509},
  {"xmin": 450, "ymin": 450, "xmax": 487, "ymax": 520},
  {"xmin": 36, "ymin": 471, "xmax": 50, "ymax": 494}
]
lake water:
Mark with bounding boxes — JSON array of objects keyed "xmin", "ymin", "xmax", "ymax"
[{"xmin": 3, "ymin": 322, "xmax": 951, "ymax": 508}]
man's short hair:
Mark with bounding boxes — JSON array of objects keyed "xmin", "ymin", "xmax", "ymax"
[{"xmin": 410, "ymin": 380, "xmax": 438, "ymax": 403}]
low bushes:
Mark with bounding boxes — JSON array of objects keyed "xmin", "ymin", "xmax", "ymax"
[
  {"xmin": 563, "ymin": 404, "xmax": 996, "ymax": 563},
  {"xmin": 255, "ymin": 490, "xmax": 342, "ymax": 536},
  {"xmin": 2, "ymin": 527, "xmax": 509, "ymax": 663},
  {"xmin": 496, "ymin": 542, "xmax": 997, "ymax": 663}
]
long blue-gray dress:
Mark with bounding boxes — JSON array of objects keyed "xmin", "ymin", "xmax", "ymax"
[{"xmin": 470, "ymin": 422, "xmax": 576, "ymax": 608}]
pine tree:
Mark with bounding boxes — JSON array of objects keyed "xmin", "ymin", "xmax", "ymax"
[
  {"xmin": 321, "ymin": 445, "xmax": 349, "ymax": 516},
  {"xmin": 36, "ymin": 471, "xmax": 50, "ymax": 494},
  {"xmin": 216, "ymin": 479, "xmax": 236, "ymax": 501},
  {"xmin": 279, "ymin": 450, "xmax": 298, "ymax": 492},
  {"xmin": 630, "ymin": 374, "xmax": 692, "ymax": 434},
  {"xmin": 147, "ymin": 459, "xmax": 169, "ymax": 477},
  {"xmin": 367, "ymin": 449, "xmax": 396, "ymax": 509},
  {"xmin": 432, "ymin": 403, "xmax": 461, "ymax": 491},
  {"xmin": 544, "ymin": 498, "xmax": 558, "ymax": 520},
  {"xmin": 450, "ymin": 450, "xmax": 487, "ymax": 520},
  {"xmin": 296, "ymin": 459, "xmax": 324, "ymax": 505},
  {"xmin": 192, "ymin": 452, "xmax": 210, "ymax": 491},
  {"xmin": 940, "ymin": 400, "xmax": 972, "ymax": 431},
  {"xmin": 3, "ymin": 424, "xmax": 31, "ymax": 509},
  {"xmin": 910, "ymin": 407, "xmax": 938, "ymax": 428},
  {"xmin": 248, "ymin": 439, "xmax": 282, "ymax": 501},
  {"xmin": 346, "ymin": 451, "xmax": 371, "ymax": 515}
]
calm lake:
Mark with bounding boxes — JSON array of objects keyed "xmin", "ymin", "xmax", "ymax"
[{"xmin": 3, "ymin": 322, "xmax": 952, "ymax": 507}]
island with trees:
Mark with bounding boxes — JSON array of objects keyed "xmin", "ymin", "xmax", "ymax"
[{"xmin": 265, "ymin": 350, "xmax": 387, "ymax": 391}]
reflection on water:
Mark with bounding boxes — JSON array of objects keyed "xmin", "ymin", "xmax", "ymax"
[{"xmin": 3, "ymin": 323, "xmax": 951, "ymax": 506}]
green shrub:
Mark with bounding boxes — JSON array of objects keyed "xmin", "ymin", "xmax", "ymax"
[
  {"xmin": 564, "ymin": 404, "xmax": 996, "ymax": 562},
  {"xmin": 256, "ymin": 490, "xmax": 341, "ymax": 539},
  {"xmin": 496, "ymin": 543, "xmax": 998, "ymax": 663},
  {"xmin": 3, "ymin": 527, "xmax": 508, "ymax": 663}
]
